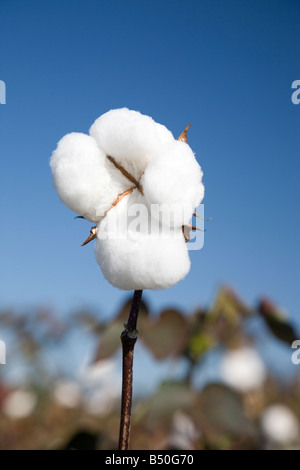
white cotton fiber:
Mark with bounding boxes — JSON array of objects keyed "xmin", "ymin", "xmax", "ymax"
[
  {"xmin": 94, "ymin": 191, "xmax": 190, "ymax": 290},
  {"xmin": 220, "ymin": 348, "xmax": 266, "ymax": 392},
  {"xmin": 89, "ymin": 108, "xmax": 174, "ymax": 180},
  {"xmin": 261, "ymin": 405, "xmax": 299, "ymax": 444},
  {"xmin": 50, "ymin": 109, "xmax": 205, "ymax": 291},
  {"xmin": 141, "ymin": 140, "xmax": 204, "ymax": 227},
  {"xmin": 50, "ymin": 133, "xmax": 130, "ymax": 222}
]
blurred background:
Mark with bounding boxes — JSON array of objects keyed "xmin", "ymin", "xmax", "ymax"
[{"xmin": 0, "ymin": 0, "xmax": 299, "ymax": 449}]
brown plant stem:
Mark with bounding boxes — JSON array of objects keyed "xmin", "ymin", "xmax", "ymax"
[{"xmin": 118, "ymin": 289, "xmax": 143, "ymax": 450}]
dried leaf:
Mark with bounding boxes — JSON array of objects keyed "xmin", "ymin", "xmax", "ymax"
[
  {"xmin": 93, "ymin": 321, "xmax": 123, "ymax": 361},
  {"xmin": 178, "ymin": 123, "xmax": 191, "ymax": 143},
  {"xmin": 210, "ymin": 287, "xmax": 250, "ymax": 321},
  {"xmin": 258, "ymin": 298, "xmax": 297, "ymax": 344},
  {"xmin": 141, "ymin": 309, "xmax": 188, "ymax": 360},
  {"xmin": 146, "ymin": 380, "xmax": 194, "ymax": 424}
]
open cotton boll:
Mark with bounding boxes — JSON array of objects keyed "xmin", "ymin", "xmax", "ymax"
[
  {"xmin": 50, "ymin": 133, "xmax": 129, "ymax": 222},
  {"xmin": 50, "ymin": 109, "xmax": 204, "ymax": 292},
  {"xmin": 141, "ymin": 140, "xmax": 204, "ymax": 227},
  {"xmin": 53, "ymin": 380, "xmax": 81, "ymax": 409},
  {"xmin": 89, "ymin": 108, "xmax": 174, "ymax": 180},
  {"xmin": 220, "ymin": 347, "xmax": 266, "ymax": 392},
  {"xmin": 261, "ymin": 404, "xmax": 299, "ymax": 444},
  {"xmin": 2, "ymin": 389, "xmax": 37, "ymax": 419},
  {"xmin": 95, "ymin": 191, "xmax": 190, "ymax": 290}
]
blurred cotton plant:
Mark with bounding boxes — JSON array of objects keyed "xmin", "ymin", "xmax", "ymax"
[
  {"xmin": 168, "ymin": 411, "xmax": 198, "ymax": 450},
  {"xmin": 0, "ymin": 288, "xmax": 298, "ymax": 450},
  {"xmin": 50, "ymin": 108, "xmax": 205, "ymax": 450},
  {"xmin": 2, "ymin": 389, "xmax": 37, "ymax": 420},
  {"xmin": 261, "ymin": 404, "xmax": 299, "ymax": 447},
  {"xmin": 52, "ymin": 359, "xmax": 120, "ymax": 416},
  {"xmin": 53, "ymin": 380, "xmax": 81, "ymax": 409},
  {"xmin": 81, "ymin": 361, "xmax": 120, "ymax": 417},
  {"xmin": 220, "ymin": 347, "xmax": 266, "ymax": 393}
]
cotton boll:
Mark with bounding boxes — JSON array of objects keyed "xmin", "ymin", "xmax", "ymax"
[
  {"xmin": 51, "ymin": 109, "xmax": 203, "ymax": 292},
  {"xmin": 169, "ymin": 411, "xmax": 198, "ymax": 450},
  {"xmin": 78, "ymin": 358, "xmax": 119, "ymax": 385},
  {"xmin": 141, "ymin": 141, "xmax": 204, "ymax": 227},
  {"xmin": 95, "ymin": 225, "xmax": 190, "ymax": 290},
  {"xmin": 2, "ymin": 389, "xmax": 37, "ymax": 419},
  {"xmin": 89, "ymin": 108, "xmax": 174, "ymax": 180},
  {"xmin": 220, "ymin": 347, "xmax": 266, "ymax": 392},
  {"xmin": 53, "ymin": 380, "xmax": 81, "ymax": 409},
  {"xmin": 95, "ymin": 191, "xmax": 190, "ymax": 290},
  {"xmin": 261, "ymin": 405, "xmax": 299, "ymax": 444},
  {"xmin": 50, "ymin": 133, "xmax": 129, "ymax": 222},
  {"xmin": 84, "ymin": 388, "xmax": 117, "ymax": 416}
]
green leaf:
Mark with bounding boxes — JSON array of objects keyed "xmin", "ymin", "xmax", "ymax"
[
  {"xmin": 186, "ymin": 330, "xmax": 215, "ymax": 362},
  {"xmin": 210, "ymin": 287, "xmax": 250, "ymax": 324},
  {"xmin": 146, "ymin": 380, "xmax": 194, "ymax": 423}
]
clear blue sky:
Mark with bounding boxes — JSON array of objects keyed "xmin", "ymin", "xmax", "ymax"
[{"xmin": 1, "ymin": 0, "xmax": 299, "ymax": 325}]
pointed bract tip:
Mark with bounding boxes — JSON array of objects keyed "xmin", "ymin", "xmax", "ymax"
[
  {"xmin": 81, "ymin": 226, "xmax": 97, "ymax": 246},
  {"xmin": 178, "ymin": 122, "xmax": 192, "ymax": 143}
]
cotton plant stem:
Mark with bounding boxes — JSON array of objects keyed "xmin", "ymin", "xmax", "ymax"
[{"xmin": 118, "ymin": 289, "xmax": 143, "ymax": 450}]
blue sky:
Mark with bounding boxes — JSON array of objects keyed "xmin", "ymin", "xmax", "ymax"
[{"xmin": 0, "ymin": 0, "xmax": 299, "ymax": 328}]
